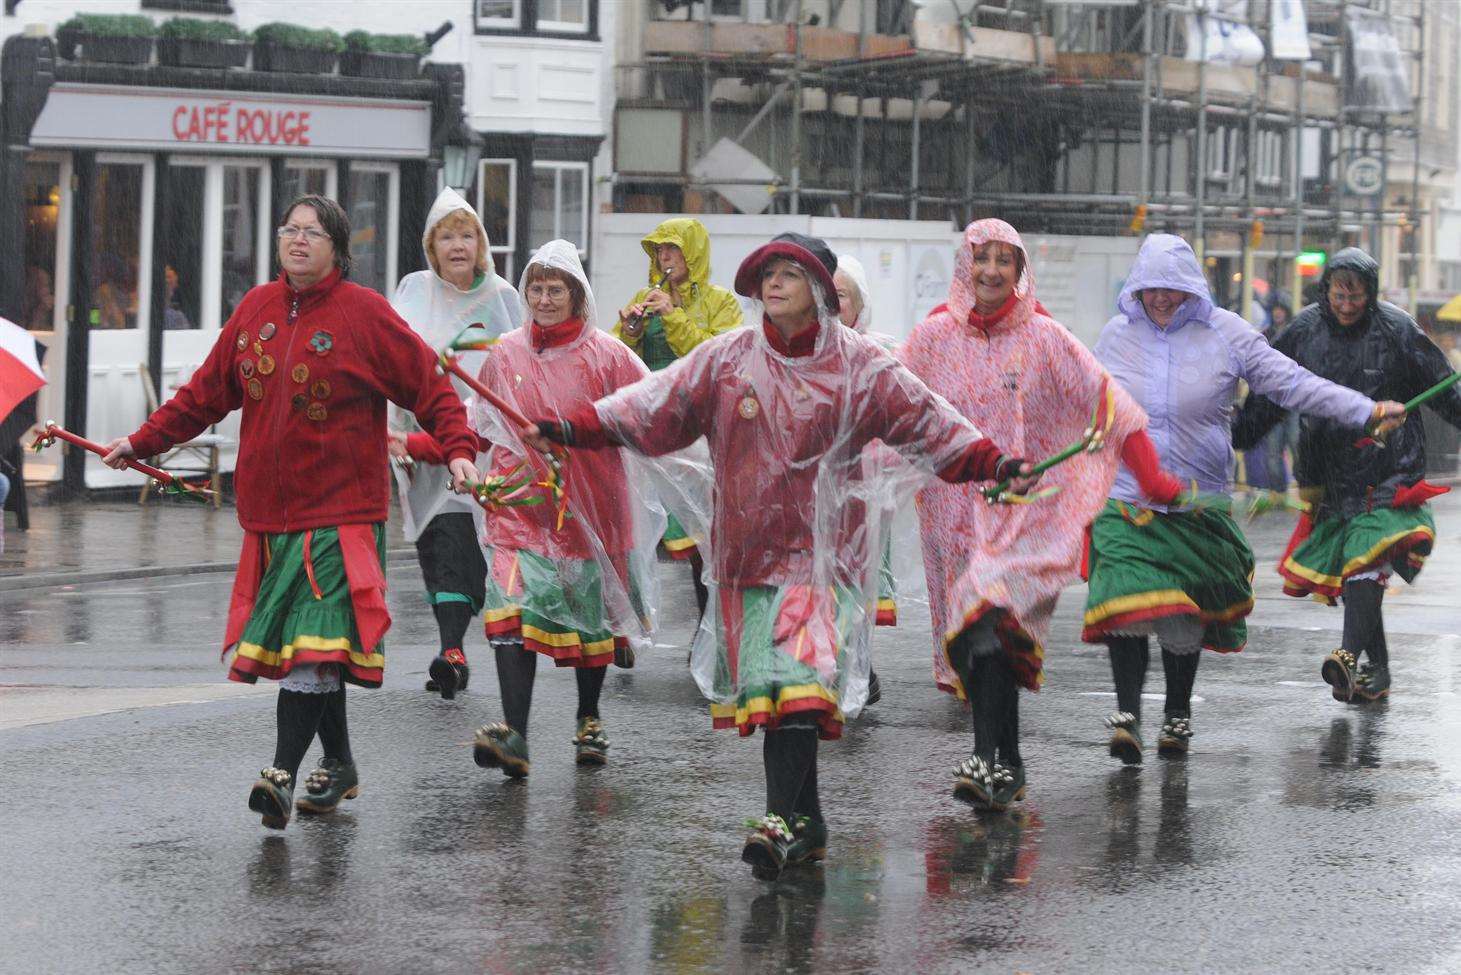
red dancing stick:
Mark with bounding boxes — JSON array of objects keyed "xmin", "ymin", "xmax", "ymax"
[{"xmin": 30, "ymin": 422, "xmax": 216, "ymax": 502}]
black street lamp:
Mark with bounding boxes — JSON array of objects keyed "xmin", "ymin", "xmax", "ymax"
[{"xmin": 440, "ymin": 117, "xmax": 484, "ymax": 193}]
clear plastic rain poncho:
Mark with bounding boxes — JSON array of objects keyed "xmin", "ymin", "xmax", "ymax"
[
  {"xmin": 470, "ymin": 240, "xmax": 670, "ymax": 652},
  {"xmin": 390, "ymin": 187, "xmax": 520, "ymax": 541},
  {"xmin": 591, "ymin": 244, "xmax": 994, "ymax": 733}
]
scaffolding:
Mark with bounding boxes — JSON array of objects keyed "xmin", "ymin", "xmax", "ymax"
[{"xmin": 613, "ymin": 0, "xmax": 1433, "ymax": 314}]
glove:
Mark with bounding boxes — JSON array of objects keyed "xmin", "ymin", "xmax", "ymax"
[{"xmin": 534, "ymin": 420, "xmax": 573, "ymax": 447}]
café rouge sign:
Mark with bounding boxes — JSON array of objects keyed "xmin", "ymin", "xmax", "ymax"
[{"xmin": 173, "ymin": 99, "xmax": 312, "ymax": 146}]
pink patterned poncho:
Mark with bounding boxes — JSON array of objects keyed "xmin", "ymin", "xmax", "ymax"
[{"xmin": 901, "ymin": 220, "xmax": 1147, "ymax": 695}]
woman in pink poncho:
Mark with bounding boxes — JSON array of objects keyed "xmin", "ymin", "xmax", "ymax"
[{"xmin": 902, "ymin": 219, "xmax": 1181, "ymax": 813}]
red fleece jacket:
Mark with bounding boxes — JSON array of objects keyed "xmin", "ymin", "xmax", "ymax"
[{"xmin": 130, "ymin": 269, "xmax": 476, "ymax": 533}]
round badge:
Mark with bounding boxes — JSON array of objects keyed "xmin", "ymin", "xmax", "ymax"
[
  {"xmin": 291, "ymin": 364, "xmax": 309, "ymax": 384},
  {"xmin": 291, "ymin": 393, "xmax": 308, "ymax": 411},
  {"xmin": 259, "ymin": 322, "xmax": 277, "ymax": 341},
  {"xmin": 306, "ymin": 402, "xmax": 328, "ymax": 422},
  {"xmin": 235, "ymin": 331, "xmax": 249, "ymax": 351},
  {"xmin": 257, "ymin": 354, "xmax": 276, "ymax": 376},
  {"xmin": 247, "ymin": 378, "xmax": 264, "ymax": 401},
  {"xmin": 738, "ymin": 396, "xmax": 760, "ymax": 420},
  {"xmin": 239, "ymin": 359, "xmax": 255, "ymax": 379},
  {"xmin": 252, "ymin": 341, "xmax": 263, "ymax": 356},
  {"xmin": 310, "ymin": 379, "xmax": 331, "ymax": 400}
]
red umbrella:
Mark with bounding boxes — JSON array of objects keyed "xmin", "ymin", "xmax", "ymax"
[{"xmin": 0, "ymin": 317, "xmax": 46, "ymax": 422}]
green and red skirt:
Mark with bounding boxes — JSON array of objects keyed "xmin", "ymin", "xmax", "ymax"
[
  {"xmin": 707, "ymin": 583, "xmax": 862, "ymax": 741},
  {"xmin": 1082, "ymin": 500, "xmax": 1254, "ymax": 654},
  {"xmin": 660, "ymin": 511, "xmax": 698, "ymax": 562},
  {"xmin": 482, "ymin": 546, "xmax": 640, "ymax": 668},
  {"xmin": 1279, "ymin": 505, "xmax": 1435, "ymax": 605},
  {"xmin": 229, "ymin": 524, "xmax": 388, "ymax": 687}
]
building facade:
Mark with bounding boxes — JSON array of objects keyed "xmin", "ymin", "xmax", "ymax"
[{"xmin": 0, "ymin": 0, "xmax": 610, "ymax": 492}]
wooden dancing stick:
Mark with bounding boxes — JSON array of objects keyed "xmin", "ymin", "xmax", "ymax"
[{"xmin": 29, "ymin": 421, "xmax": 216, "ymax": 503}]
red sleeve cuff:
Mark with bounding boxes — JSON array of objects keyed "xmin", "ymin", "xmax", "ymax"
[
  {"xmin": 128, "ymin": 427, "xmax": 166, "ymax": 461},
  {"xmin": 937, "ymin": 438, "xmax": 1004, "ymax": 483},
  {"xmin": 566, "ymin": 404, "xmax": 615, "ymax": 450},
  {"xmin": 405, "ymin": 432, "xmax": 447, "ymax": 465},
  {"xmin": 1121, "ymin": 428, "xmax": 1182, "ymax": 504}
]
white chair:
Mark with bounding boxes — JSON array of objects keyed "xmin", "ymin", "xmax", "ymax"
[{"xmin": 138, "ymin": 363, "xmax": 231, "ymax": 509}]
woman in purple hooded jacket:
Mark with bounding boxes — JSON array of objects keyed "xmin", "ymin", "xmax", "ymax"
[{"xmin": 1082, "ymin": 235, "xmax": 1404, "ymax": 763}]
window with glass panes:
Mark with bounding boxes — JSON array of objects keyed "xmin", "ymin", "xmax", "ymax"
[
  {"xmin": 528, "ymin": 162, "xmax": 587, "ymax": 256},
  {"xmin": 477, "ymin": 159, "xmax": 517, "ymax": 279}
]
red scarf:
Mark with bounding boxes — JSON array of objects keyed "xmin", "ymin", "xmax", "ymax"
[
  {"xmin": 966, "ymin": 292, "xmax": 1020, "ymax": 334},
  {"xmin": 532, "ymin": 316, "xmax": 583, "ymax": 352},
  {"xmin": 762, "ymin": 316, "xmax": 819, "ymax": 357}
]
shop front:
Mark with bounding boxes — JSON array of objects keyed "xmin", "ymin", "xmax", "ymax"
[{"xmin": 0, "ymin": 35, "xmax": 462, "ymax": 492}]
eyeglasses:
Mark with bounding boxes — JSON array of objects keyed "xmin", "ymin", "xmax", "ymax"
[
  {"xmin": 276, "ymin": 225, "xmax": 330, "ymax": 243},
  {"xmin": 525, "ymin": 284, "xmax": 570, "ymax": 302},
  {"xmin": 1328, "ymin": 289, "xmax": 1366, "ymax": 307}
]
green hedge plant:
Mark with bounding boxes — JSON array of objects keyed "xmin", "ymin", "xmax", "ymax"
[
  {"xmin": 160, "ymin": 18, "xmax": 249, "ymax": 42},
  {"xmin": 343, "ymin": 31, "xmax": 428, "ymax": 56},
  {"xmin": 253, "ymin": 22, "xmax": 344, "ymax": 52},
  {"xmin": 59, "ymin": 14, "xmax": 158, "ymax": 38}
]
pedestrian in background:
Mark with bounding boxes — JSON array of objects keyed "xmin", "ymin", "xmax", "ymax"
[
  {"xmin": 103, "ymin": 195, "xmax": 478, "ymax": 830},
  {"xmin": 389, "ymin": 187, "xmax": 520, "ymax": 700}
]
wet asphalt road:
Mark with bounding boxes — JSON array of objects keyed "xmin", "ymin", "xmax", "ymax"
[{"xmin": 1, "ymin": 498, "xmax": 1458, "ymax": 975}]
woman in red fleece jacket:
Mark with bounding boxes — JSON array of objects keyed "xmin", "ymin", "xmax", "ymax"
[{"xmin": 103, "ymin": 196, "xmax": 478, "ymax": 830}]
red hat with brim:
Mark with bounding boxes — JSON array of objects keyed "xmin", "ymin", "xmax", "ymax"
[{"xmin": 734, "ymin": 234, "xmax": 839, "ymax": 303}]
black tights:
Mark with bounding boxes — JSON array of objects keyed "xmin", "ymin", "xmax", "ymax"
[
  {"xmin": 492, "ymin": 641, "xmax": 607, "ymax": 737},
  {"xmin": 689, "ymin": 550, "xmax": 709, "ymax": 620},
  {"xmin": 1107, "ymin": 636, "xmax": 1201, "ymax": 720},
  {"xmin": 764, "ymin": 716, "xmax": 822, "ymax": 824},
  {"xmin": 949, "ymin": 624, "xmax": 1022, "ymax": 769},
  {"xmin": 433, "ymin": 601, "xmax": 474, "ymax": 655},
  {"xmin": 1341, "ymin": 579, "xmax": 1387, "ymax": 668},
  {"xmin": 272, "ymin": 685, "xmax": 352, "ymax": 782}
]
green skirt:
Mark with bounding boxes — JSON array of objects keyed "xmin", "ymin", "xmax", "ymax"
[
  {"xmin": 707, "ymin": 584, "xmax": 862, "ymax": 740},
  {"xmin": 1279, "ymin": 505, "xmax": 1435, "ymax": 604},
  {"xmin": 231, "ymin": 525, "xmax": 387, "ymax": 687},
  {"xmin": 483, "ymin": 546, "xmax": 643, "ymax": 668},
  {"xmin": 1082, "ymin": 500, "xmax": 1254, "ymax": 653},
  {"xmin": 661, "ymin": 511, "xmax": 698, "ymax": 561}
]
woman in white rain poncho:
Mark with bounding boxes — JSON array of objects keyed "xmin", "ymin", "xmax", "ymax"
[
  {"xmin": 523, "ymin": 233, "xmax": 1034, "ymax": 881},
  {"xmin": 389, "ymin": 187, "xmax": 519, "ymax": 699},
  {"xmin": 468, "ymin": 240, "xmax": 668, "ymax": 778}
]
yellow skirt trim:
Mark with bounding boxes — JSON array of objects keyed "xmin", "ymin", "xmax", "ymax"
[
  {"xmin": 1282, "ymin": 525, "xmax": 1435, "ymax": 588},
  {"xmin": 662, "ymin": 535, "xmax": 697, "ymax": 553},
  {"xmin": 709, "ymin": 683, "xmax": 841, "ymax": 724},
  {"xmin": 520, "ymin": 622, "xmax": 616, "ymax": 656},
  {"xmin": 235, "ymin": 636, "xmax": 384, "ymax": 671},
  {"xmin": 482, "ymin": 604, "xmax": 522, "ymax": 624},
  {"xmin": 1084, "ymin": 589, "xmax": 1254, "ymax": 627}
]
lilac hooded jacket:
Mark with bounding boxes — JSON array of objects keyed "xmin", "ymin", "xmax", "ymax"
[{"xmin": 1095, "ymin": 235, "xmax": 1374, "ymax": 510}]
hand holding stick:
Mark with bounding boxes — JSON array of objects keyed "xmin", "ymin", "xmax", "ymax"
[{"xmin": 31, "ymin": 422, "xmax": 215, "ymax": 503}]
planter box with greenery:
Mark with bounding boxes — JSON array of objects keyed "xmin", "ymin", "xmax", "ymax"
[
  {"xmin": 57, "ymin": 14, "xmax": 157, "ymax": 65},
  {"xmin": 252, "ymin": 23, "xmax": 343, "ymax": 74},
  {"xmin": 340, "ymin": 31, "xmax": 427, "ymax": 80},
  {"xmin": 158, "ymin": 19, "xmax": 250, "ymax": 69}
]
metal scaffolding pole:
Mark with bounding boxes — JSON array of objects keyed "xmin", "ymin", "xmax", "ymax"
[
  {"xmin": 909, "ymin": 84, "xmax": 924, "ymax": 220},
  {"xmin": 1407, "ymin": 0, "xmax": 1424, "ymax": 314},
  {"xmin": 1291, "ymin": 67, "xmax": 1305, "ymax": 309},
  {"xmin": 1193, "ymin": 3, "xmax": 1208, "ymax": 261},
  {"xmin": 1139, "ymin": 0, "xmax": 1154, "ymax": 205},
  {"xmin": 790, "ymin": 0, "xmax": 804, "ymax": 215}
]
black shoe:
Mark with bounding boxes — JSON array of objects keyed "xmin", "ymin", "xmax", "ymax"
[
  {"xmin": 1105, "ymin": 710, "xmax": 1143, "ymax": 765},
  {"xmin": 741, "ymin": 813, "xmax": 792, "ymax": 880},
  {"xmin": 1321, "ymin": 649, "xmax": 1357, "ymax": 703},
  {"xmin": 865, "ymin": 670, "xmax": 882, "ymax": 707},
  {"xmin": 474, "ymin": 722, "xmax": 530, "ymax": 778},
  {"xmin": 573, "ymin": 717, "xmax": 610, "ymax": 766},
  {"xmin": 247, "ymin": 767, "xmax": 294, "ymax": 830},
  {"xmin": 295, "ymin": 758, "xmax": 360, "ymax": 814},
  {"xmin": 1157, "ymin": 713, "xmax": 1193, "ymax": 755},
  {"xmin": 785, "ymin": 816, "xmax": 828, "ymax": 865},
  {"xmin": 428, "ymin": 654, "xmax": 460, "ymax": 700},
  {"xmin": 990, "ymin": 763, "xmax": 1026, "ymax": 810},
  {"xmin": 953, "ymin": 754, "xmax": 997, "ymax": 809},
  {"xmin": 1352, "ymin": 664, "xmax": 1391, "ymax": 702}
]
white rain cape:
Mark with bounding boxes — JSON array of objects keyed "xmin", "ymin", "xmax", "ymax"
[
  {"xmin": 470, "ymin": 240, "xmax": 673, "ymax": 650},
  {"xmin": 390, "ymin": 187, "xmax": 520, "ymax": 541},
  {"xmin": 592, "ymin": 262, "xmax": 992, "ymax": 729}
]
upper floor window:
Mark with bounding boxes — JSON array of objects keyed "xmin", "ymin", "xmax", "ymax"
[{"xmin": 476, "ymin": 0, "xmax": 595, "ymax": 37}]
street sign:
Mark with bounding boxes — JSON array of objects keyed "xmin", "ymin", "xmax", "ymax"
[{"xmin": 1344, "ymin": 155, "xmax": 1384, "ymax": 196}]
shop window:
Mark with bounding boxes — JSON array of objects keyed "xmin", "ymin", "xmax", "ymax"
[
  {"xmin": 89, "ymin": 163, "xmax": 144, "ymax": 330},
  {"xmin": 475, "ymin": 0, "xmax": 596, "ymax": 37},
  {"xmin": 477, "ymin": 159, "xmax": 517, "ymax": 280},
  {"xmin": 349, "ymin": 167, "xmax": 396, "ymax": 295},
  {"xmin": 162, "ymin": 164, "xmax": 205, "ymax": 330},
  {"xmin": 528, "ymin": 162, "xmax": 587, "ymax": 256},
  {"xmin": 21, "ymin": 161, "xmax": 61, "ymax": 332},
  {"xmin": 281, "ymin": 165, "xmax": 330, "ymax": 203},
  {"xmin": 221, "ymin": 165, "xmax": 262, "ymax": 323}
]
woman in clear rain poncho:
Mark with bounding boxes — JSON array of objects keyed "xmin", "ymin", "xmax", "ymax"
[
  {"xmin": 902, "ymin": 219, "xmax": 1178, "ymax": 812},
  {"xmin": 524, "ymin": 232, "xmax": 1031, "ymax": 880},
  {"xmin": 389, "ymin": 187, "xmax": 519, "ymax": 699},
  {"xmin": 467, "ymin": 239, "xmax": 666, "ymax": 778},
  {"xmin": 1087, "ymin": 235, "xmax": 1402, "ymax": 761}
]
